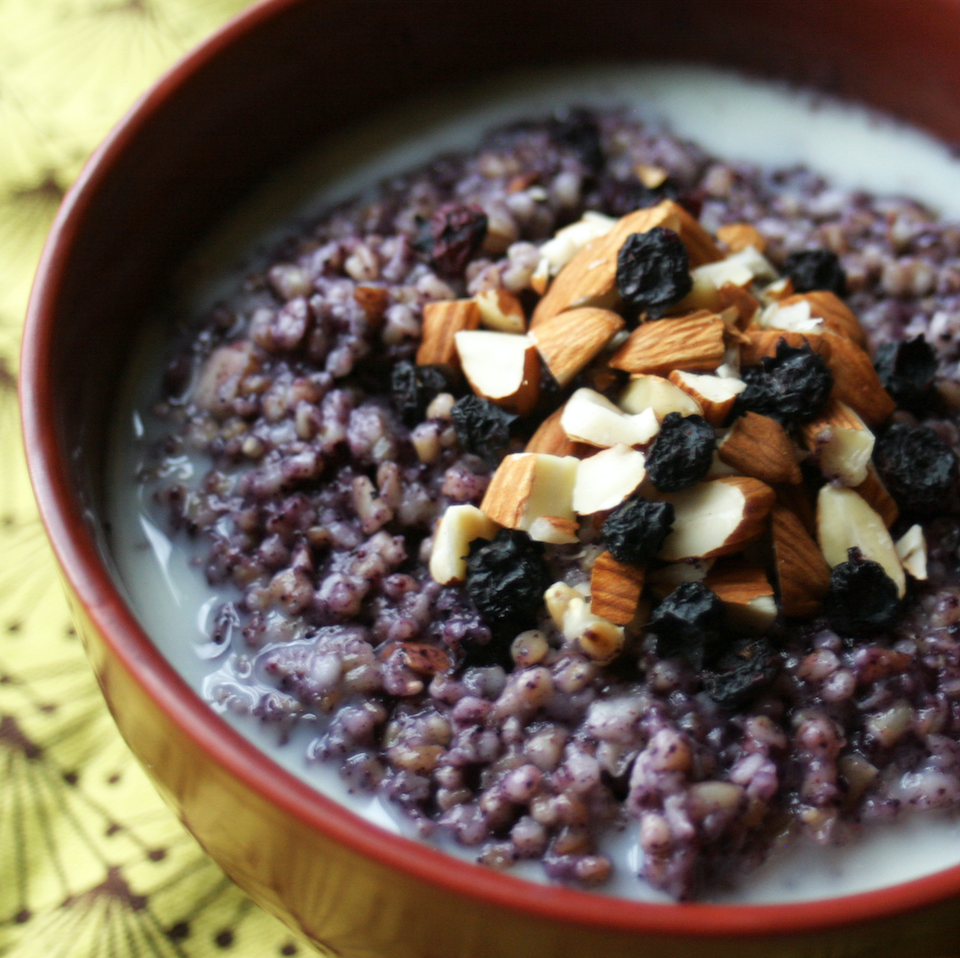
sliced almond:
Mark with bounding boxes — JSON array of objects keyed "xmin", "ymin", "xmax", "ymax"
[
  {"xmin": 475, "ymin": 288, "xmax": 526, "ymax": 333},
  {"xmin": 717, "ymin": 223, "xmax": 767, "ymax": 254},
  {"xmin": 561, "ymin": 388, "xmax": 660, "ymax": 448},
  {"xmin": 778, "ymin": 291, "xmax": 866, "ymax": 348},
  {"xmin": 704, "ymin": 561, "xmax": 777, "ymax": 631},
  {"xmin": 717, "ymin": 412, "xmax": 802, "ymax": 485},
  {"xmin": 618, "ymin": 374, "xmax": 702, "ymax": 418},
  {"xmin": 417, "ymin": 299, "xmax": 482, "ymax": 371},
  {"xmin": 480, "ymin": 453, "xmax": 579, "ymax": 531},
  {"xmin": 668, "ymin": 371, "xmax": 746, "ymax": 426},
  {"xmin": 816, "ymin": 485, "xmax": 906, "ymax": 597},
  {"xmin": 531, "ymin": 307, "xmax": 625, "ymax": 387},
  {"xmin": 799, "ymin": 400, "xmax": 874, "ymax": 487},
  {"xmin": 717, "ymin": 282, "xmax": 761, "ymax": 328},
  {"xmin": 896, "ymin": 524, "xmax": 928, "ymax": 581},
  {"xmin": 525, "ymin": 408, "xmax": 590, "ymax": 458},
  {"xmin": 529, "ymin": 515, "xmax": 580, "ymax": 545},
  {"xmin": 821, "ymin": 333, "xmax": 896, "ymax": 427},
  {"xmin": 590, "ymin": 551, "xmax": 646, "ymax": 625},
  {"xmin": 691, "ymin": 245, "xmax": 777, "ymax": 291},
  {"xmin": 455, "ymin": 330, "xmax": 540, "ymax": 415},
  {"xmin": 536, "ymin": 210, "xmax": 618, "ymax": 280},
  {"xmin": 657, "ymin": 476, "xmax": 776, "ymax": 561},
  {"xmin": 430, "ymin": 505, "xmax": 499, "ymax": 585},
  {"xmin": 854, "ymin": 463, "xmax": 900, "ymax": 528},
  {"xmin": 740, "ymin": 329, "xmax": 831, "ymax": 366},
  {"xmin": 572, "ymin": 444, "xmax": 647, "ymax": 515},
  {"xmin": 609, "ymin": 311, "xmax": 726, "ymax": 376},
  {"xmin": 770, "ymin": 504, "xmax": 831, "ymax": 617},
  {"xmin": 759, "ymin": 299, "xmax": 826, "ymax": 335}
]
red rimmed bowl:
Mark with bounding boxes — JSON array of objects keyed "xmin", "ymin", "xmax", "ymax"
[{"xmin": 21, "ymin": 1, "xmax": 960, "ymax": 955}]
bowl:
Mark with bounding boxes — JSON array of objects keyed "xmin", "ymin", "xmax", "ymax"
[{"xmin": 21, "ymin": 0, "xmax": 960, "ymax": 955}]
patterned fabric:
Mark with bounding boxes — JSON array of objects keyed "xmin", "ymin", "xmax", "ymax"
[{"xmin": 0, "ymin": 2, "xmax": 315, "ymax": 955}]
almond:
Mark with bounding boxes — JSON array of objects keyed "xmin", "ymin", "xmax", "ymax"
[
  {"xmin": 657, "ymin": 476, "xmax": 776, "ymax": 561},
  {"xmin": 590, "ymin": 551, "xmax": 646, "ymax": 625},
  {"xmin": 536, "ymin": 210, "xmax": 618, "ymax": 280},
  {"xmin": 609, "ymin": 311, "xmax": 726, "ymax": 376},
  {"xmin": 636, "ymin": 164, "xmax": 669, "ymax": 189},
  {"xmin": 799, "ymin": 400, "xmax": 874, "ymax": 487},
  {"xmin": 778, "ymin": 291, "xmax": 866, "ymax": 348},
  {"xmin": 646, "ymin": 559, "xmax": 714, "ymax": 600},
  {"xmin": 417, "ymin": 299, "xmax": 482, "ymax": 371},
  {"xmin": 716, "ymin": 223, "xmax": 767, "ymax": 254},
  {"xmin": 480, "ymin": 453, "xmax": 579, "ymax": 532},
  {"xmin": 525, "ymin": 408, "xmax": 590, "ymax": 458},
  {"xmin": 740, "ymin": 328, "xmax": 831, "ymax": 366},
  {"xmin": 717, "ymin": 412, "xmax": 802, "ymax": 485},
  {"xmin": 475, "ymin": 287, "xmax": 526, "ymax": 333},
  {"xmin": 775, "ymin": 484, "xmax": 817, "ymax": 537},
  {"xmin": 531, "ymin": 307, "xmax": 625, "ymax": 386},
  {"xmin": 691, "ymin": 245, "xmax": 777, "ymax": 290},
  {"xmin": 770, "ymin": 504, "xmax": 831, "ymax": 617},
  {"xmin": 560, "ymin": 388, "xmax": 660, "ymax": 448},
  {"xmin": 430, "ymin": 505, "xmax": 499, "ymax": 585},
  {"xmin": 704, "ymin": 561, "xmax": 777, "ymax": 631},
  {"xmin": 455, "ymin": 330, "xmax": 540, "ymax": 415},
  {"xmin": 716, "ymin": 282, "xmax": 761, "ymax": 328},
  {"xmin": 854, "ymin": 463, "xmax": 900, "ymax": 528},
  {"xmin": 353, "ymin": 285, "xmax": 390, "ymax": 325},
  {"xmin": 618, "ymin": 374, "xmax": 703, "ymax": 418},
  {"xmin": 821, "ymin": 333, "xmax": 896, "ymax": 427},
  {"xmin": 816, "ymin": 485, "xmax": 906, "ymax": 598},
  {"xmin": 572, "ymin": 444, "xmax": 647, "ymax": 515},
  {"xmin": 760, "ymin": 276, "xmax": 795, "ymax": 303},
  {"xmin": 668, "ymin": 370, "xmax": 746, "ymax": 426},
  {"xmin": 528, "ymin": 515, "xmax": 580, "ymax": 545},
  {"xmin": 896, "ymin": 524, "xmax": 928, "ymax": 581},
  {"xmin": 759, "ymin": 299, "xmax": 826, "ymax": 336}
]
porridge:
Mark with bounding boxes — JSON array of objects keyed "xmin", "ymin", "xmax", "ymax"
[{"xmin": 107, "ymin": 68, "xmax": 960, "ymax": 902}]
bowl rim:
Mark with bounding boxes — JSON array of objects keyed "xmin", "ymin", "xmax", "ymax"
[{"xmin": 20, "ymin": 0, "xmax": 960, "ymax": 939}]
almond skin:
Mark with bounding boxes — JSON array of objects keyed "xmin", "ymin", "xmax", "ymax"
[
  {"xmin": 590, "ymin": 551, "xmax": 645, "ymax": 625},
  {"xmin": 854, "ymin": 463, "xmax": 900, "ymax": 528},
  {"xmin": 525, "ymin": 408, "xmax": 590, "ymax": 458},
  {"xmin": 669, "ymin": 370, "xmax": 746, "ymax": 427},
  {"xmin": 716, "ymin": 222, "xmax": 767, "ymax": 254},
  {"xmin": 740, "ymin": 329, "xmax": 831, "ymax": 366},
  {"xmin": 717, "ymin": 281, "xmax": 761, "ymax": 328},
  {"xmin": 532, "ymin": 307, "xmax": 625, "ymax": 387},
  {"xmin": 610, "ymin": 311, "xmax": 726, "ymax": 377},
  {"xmin": 770, "ymin": 504, "xmax": 831, "ymax": 617},
  {"xmin": 821, "ymin": 333, "xmax": 896, "ymax": 427},
  {"xmin": 417, "ymin": 299, "xmax": 481, "ymax": 372},
  {"xmin": 718, "ymin": 412, "xmax": 802, "ymax": 485},
  {"xmin": 778, "ymin": 291, "xmax": 866, "ymax": 348},
  {"xmin": 703, "ymin": 561, "xmax": 777, "ymax": 631}
]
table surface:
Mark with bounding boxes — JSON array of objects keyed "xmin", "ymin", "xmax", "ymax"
[{"xmin": 0, "ymin": 2, "xmax": 320, "ymax": 955}]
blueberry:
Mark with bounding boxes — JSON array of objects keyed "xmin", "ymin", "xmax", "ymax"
[
  {"xmin": 874, "ymin": 422, "xmax": 960, "ymax": 514},
  {"xmin": 616, "ymin": 227, "xmax": 692, "ymax": 319},
  {"xmin": 733, "ymin": 340, "xmax": 833, "ymax": 425},
  {"xmin": 873, "ymin": 335, "xmax": 938, "ymax": 415},
  {"xmin": 648, "ymin": 582, "xmax": 725, "ymax": 669},
  {"xmin": 465, "ymin": 530, "xmax": 550, "ymax": 629},
  {"xmin": 645, "ymin": 413, "xmax": 715, "ymax": 492},
  {"xmin": 598, "ymin": 173, "xmax": 679, "ymax": 218},
  {"xmin": 601, "ymin": 497, "xmax": 675, "ymax": 565},
  {"xmin": 702, "ymin": 638, "xmax": 780, "ymax": 709},
  {"xmin": 391, "ymin": 360, "xmax": 453, "ymax": 426},
  {"xmin": 822, "ymin": 548, "xmax": 901, "ymax": 635},
  {"xmin": 413, "ymin": 202, "xmax": 488, "ymax": 278},
  {"xmin": 548, "ymin": 108, "xmax": 604, "ymax": 172},
  {"xmin": 782, "ymin": 248, "xmax": 847, "ymax": 297},
  {"xmin": 450, "ymin": 395, "xmax": 517, "ymax": 464}
]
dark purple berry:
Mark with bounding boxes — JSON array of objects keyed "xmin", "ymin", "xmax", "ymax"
[
  {"xmin": 702, "ymin": 638, "xmax": 780, "ymax": 709},
  {"xmin": 648, "ymin": 582, "xmax": 725, "ymax": 669},
  {"xmin": 548, "ymin": 108, "xmax": 604, "ymax": 172},
  {"xmin": 465, "ymin": 530, "xmax": 550, "ymax": 629},
  {"xmin": 616, "ymin": 227, "xmax": 692, "ymax": 319},
  {"xmin": 873, "ymin": 335, "xmax": 938, "ymax": 415},
  {"xmin": 451, "ymin": 395, "xmax": 516, "ymax": 464},
  {"xmin": 873, "ymin": 422, "xmax": 959, "ymax": 514},
  {"xmin": 646, "ymin": 413, "xmax": 715, "ymax": 492},
  {"xmin": 598, "ymin": 173, "xmax": 679, "ymax": 217},
  {"xmin": 734, "ymin": 340, "xmax": 832, "ymax": 425},
  {"xmin": 782, "ymin": 248, "xmax": 847, "ymax": 297},
  {"xmin": 822, "ymin": 548, "xmax": 900, "ymax": 635},
  {"xmin": 413, "ymin": 203, "xmax": 488, "ymax": 278},
  {"xmin": 391, "ymin": 360, "xmax": 453, "ymax": 426},
  {"xmin": 601, "ymin": 497, "xmax": 675, "ymax": 565}
]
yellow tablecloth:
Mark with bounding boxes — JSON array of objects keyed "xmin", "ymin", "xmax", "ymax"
[{"xmin": 0, "ymin": 2, "xmax": 317, "ymax": 954}]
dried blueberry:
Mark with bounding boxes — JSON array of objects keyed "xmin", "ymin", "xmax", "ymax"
[
  {"xmin": 601, "ymin": 497, "xmax": 675, "ymax": 565},
  {"xmin": 391, "ymin": 360, "xmax": 453, "ymax": 426},
  {"xmin": 648, "ymin": 582, "xmax": 725, "ymax": 669},
  {"xmin": 451, "ymin": 395, "xmax": 517, "ymax": 464},
  {"xmin": 822, "ymin": 548, "xmax": 901, "ymax": 635},
  {"xmin": 616, "ymin": 227, "xmax": 692, "ymax": 319},
  {"xmin": 733, "ymin": 340, "xmax": 833, "ymax": 425},
  {"xmin": 548, "ymin": 108, "xmax": 604, "ymax": 172},
  {"xmin": 598, "ymin": 173, "xmax": 678, "ymax": 217},
  {"xmin": 645, "ymin": 413, "xmax": 715, "ymax": 492},
  {"xmin": 873, "ymin": 335, "xmax": 938, "ymax": 415},
  {"xmin": 782, "ymin": 248, "xmax": 847, "ymax": 297},
  {"xmin": 465, "ymin": 530, "xmax": 550, "ymax": 629},
  {"xmin": 702, "ymin": 638, "xmax": 780, "ymax": 709},
  {"xmin": 873, "ymin": 422, "xmax": 960, "ymax": 514},
  {"xmin": 413, "ymin": 202, "xmax": 488, "ymax": 278}
]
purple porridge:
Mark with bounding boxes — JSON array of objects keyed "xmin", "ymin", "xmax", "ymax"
[{"xmin": 129, "ymin": 104, "xmax": 960, "ymax": 901}]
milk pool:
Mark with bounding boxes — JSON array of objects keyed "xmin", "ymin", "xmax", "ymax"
[{"xmin": 105, "ymin": 64, "xmax": 960, "ymax": 903}]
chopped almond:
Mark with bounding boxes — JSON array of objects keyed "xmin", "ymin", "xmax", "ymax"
[
  {"xmin": 668, "ymin": 370, "xmax": 746, "ymax": 426},
  {"xmin": 532, "ymin": 307, "xmax": 624, "ymax": 386},
  {"xmin": 609, "ymin": 311, "xmax": 726, "ymax": 377},
  {"xmin": 717, "ymin": 282, "xmax": 761, "ymax": 328},
  {"xmin": 417, "ymin": 299, "xmax": 481, "ymax": 372},
  {"xmin": 475, "ymin": 288, "xmax": 526, "ymax": 333},
  {"xmin": 760, "ymin": 276, "xmax": 795, "ymax": 303},
  {"xmin": 572, "ymin": 445, "xmax": 647, "ymax": 515},
  {"xmin": 740, "ymin": 328, "xmax": 831, "ymax": 366},
  {"xmin": 561, "ymin": 388, "xmax": 660, "ymax": 448},
  {"xmin": 647, "ymin": 559, "xmax": 714, "ymax": 600},
  {"xmin": 779, "ymin": 291, "xmax": 866, "ymax": 348},
  {"xmin": 770, "ymin": 504, "xmax": 831, "ymax": 617},
  {"xmin": 717, "ymin": 222, "xmax": 767, "ymax": 254},
  {"xmin": 430, "ymin": 505, "xmax": 499, "ymax": 585},
  {"xmin": 704, "ymin": 561, "xmax": 777, "ymax": 631},
  {"xmin": 590, "ymin": 552, "xmax": 645, "ymax": 625},
  {"xmin": 480, "ymin": 453, "xmax": 579, "ymax": 532},
  {"xmin": 896, "ymin": 524, "xmax": 928, "ymax": 581},
  {"xmin": 525, "ymin": 408, "xmax": 590, "ymax": 458},
  {"xmin": 618, "ymin": 374, "xmax": 703, "ymax": 418},
  {"xmin": 821, "ymin": 333, "xmax": 896, "ymax": 427},
  {"xmin": 636, "ymin": 164, "xmax": 669, "ymax": 189},
  {"xmin": 718, "ymin": 412, "xmax": 802, "ymax": 485},
  {"xmin": 799, "ymin": 400, "xmax": 874, "ymax": 487},
  {"xmin": 354, "ymin": 285, "xmax": 390, "ymax": 325},
  {"xmin": 528, "ymin": 515, "xmax": 580, "ymax": 545},
  {"xmin": 455, "ymin": 330, "xmax": 540, "ymax": 415},
  {"xmin": 854, "ymin": 463, "xmax": 900, "ymax": 528}
]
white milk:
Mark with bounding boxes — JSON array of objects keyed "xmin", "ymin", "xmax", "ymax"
[{"xmin": 105, "ymin": 65, "xmax": 960, "ymax": 903}]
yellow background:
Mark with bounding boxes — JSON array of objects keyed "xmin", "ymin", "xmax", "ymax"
[{"xmin": 0, "ymin": 1, "xmax": 319, "ymax": 954}]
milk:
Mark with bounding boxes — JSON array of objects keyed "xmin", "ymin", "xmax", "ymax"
[{"xmin": 105, "ymin": 64, "xmax": 960, "ymax": 903}]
